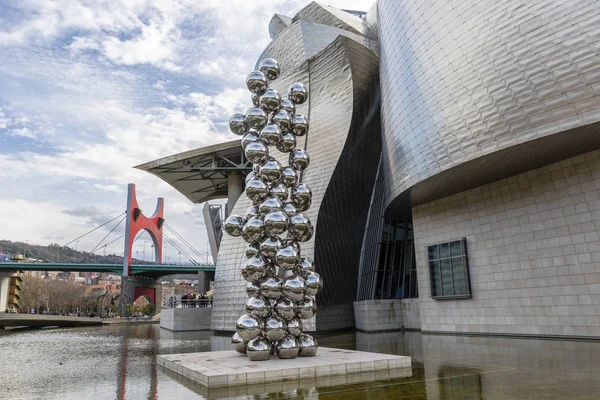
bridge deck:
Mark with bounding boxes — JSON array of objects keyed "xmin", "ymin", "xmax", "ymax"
[{"xmin": 0, "ymin": 262, "xmax": 215, "ymax": 277}]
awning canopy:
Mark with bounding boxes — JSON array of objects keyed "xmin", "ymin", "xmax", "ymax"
[{"xmin": 135, "ymin": 140, "xmax": 250, "ymax": 204}]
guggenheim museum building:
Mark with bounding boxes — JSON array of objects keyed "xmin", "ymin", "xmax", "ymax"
[{"xmin": 139, "ymin": 0, "xmax": 600, "ymax": 339}]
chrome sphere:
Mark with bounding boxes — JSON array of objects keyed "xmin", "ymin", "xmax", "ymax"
[
  {"xmin": 280, "ymin": 98, "xmax": 296, "ymax": 115},
  {"xmin": 245, "ymin": 243, "xmax": 260, "ymax": 259},
  {"xmin": 291, "ymin": 183, "xmax": 312, "ymax": 208},
  {"xmin": 246, "ymin": 70, "xmax": 268, "ymax": 95},
  {"xmin": 276, "ymin": 335, "xmax": 299, "ymax": 359},
  {"xmin": 251, "ymin": 93, "xmax": 260, "ymax": 107},
  {"xmin": 245, "ymin": 179, "xmax": 268, "ymax": 203},
  {"xmin": 246, "ymin": 281, "xmax": 260, "ymax": 297},
  {"xmin": 288, "ymin": 82, "xmax": 308, "ymax": 105},
  {"xmin": 241, "ymin": 217, "xmax": 265, "ymax": 244},
  {"xmin": 246, "ymin": 296, "xmax": 271, "ymax": 318},
  {"xmin": 298, "ymin": 334, "xmax": 318, "ymax": 357},
  {"xmin": 287, "ymin": 318, "xmax": 303, "ymax": 336},
  {"xmin": 263, "ymin": 315, "xmax": 287, "ymax": 341},
  {"xmin": 258, "ymin": 58, "xmax": 280, "ymax": 81},
  {"xmin": 281, "ymin": 167, "xmax": 298, "ymax": 188},
  {"xmin": 236, "ymin": 313, "xmax": 263, "ymax": 341},
  {"xmin": 291, "ymin": 114, "xmax": 309, "ymax": 136},
  {"xmin": 282, "ymin": 201, "xmax": 297, "ymax": 218},
  {"xmin": 276, "ymin": 132, "xmax": 296, "ymax": 153},
  {"xmin": 259, "ymin": 124, "xmax": 282, "ymax": 146},
  {"xmin": 289, "ymin": 148, "xmax": 310, "ymax": 171},
  {"xmin": 263, "ymin": 210, "xmax": 289, "ymax": 236},
  {"xmin": 245, "ymin": 107, "xmax": 268, "ymax": 130},
  {"xmin": 229, "ymin": 113, "xmax": 247, "ymax": 135},
  {"xmin": 232, "ymin": 332, "xmax": 247, "ymax": 354},
  {"xmin": 259, "ymin": 88, "xmax": 282, "ymax": 113},
  {"xmin": 304, "ymin": 271, "xmax": 322, "ymax": 296},
  {"xmin": 246, "ymin": 205, "xmax": 260, "ymax": 220},
  {"xmin": 245, "ymin": 141, "xmax": 269, "ymax": 165},
  {"xmin": 259, "ymin": 196, "xmax": 283, "ymax": 215},
  {"xmin": 297, "ymin": 296, "xmax": 316, "ymax": 319},
  {"xmin": 271, "ymin": 109, "xmax": 292, "ymax": 132},
  {"xmin": 275, "ymin": 245, "xmax": 300, "ymax": 270},
  {"xmin": 258, "ymin": 158, "xmax": 283, "ymax": 185},
  {"xmin": 282, "ymin": 275, "xmax": 306, "ymax": 302},
  {"xmin": 245, "ymin": 171, "xmax": 257, "ymax": 184},
  {"xmin": 260, "ymin": 275, "xmax": 283, "ymax": 300},
  {"xmin": 284, "ymin": 238, "xmax": 301, "ymax": 253},
  {"xmin": 247, "ymin": 336, "xmax": 272, "ymax": 361},
  {"xmin": 241, "ymin": 129, "xmax": 260, "ymax": 149},
  {"xmin": 294, "ymin": 198, "xmax": 311, "ymax": 212},
  {"xmin": 241, "ymin": 256, "xmax": 267, "ymax": 282},
  {"xmin": 224, "ymin": 214, "xmax": 245, "ymax": 237},
  {"xmin": 269, "ymin": 183, "xmax": 288, "ymax": 201},
  {"xmin": 260, "ymin": 236, "xmax": 283, "ymax": 261},
  {"xmin": 296, "ymin": 256, "xmax": 315, "ymax": 276},
  {"xmin": 274, "ymin": 297, "xmax": 297, "ymax": 320},
  {"xmin": 289, "ymin": 213, "xmax": 313, "ymax": 242}
]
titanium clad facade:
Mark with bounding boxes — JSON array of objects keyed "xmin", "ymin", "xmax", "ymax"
[
  {"xmin": 377, "ymin": 0, "xmax": 600, "ymax": 209},
  {"xmin": 210, "ymin": 5, "xmax": 380, "ymax": 332}
]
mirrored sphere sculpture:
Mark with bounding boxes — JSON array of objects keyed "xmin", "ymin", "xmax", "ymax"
[
  {"xmin": 291, "ymin": 114, "xmax": 309, "ymax": 137},
  {"xmin": 259, "ymin": 124, "xmax": 282, "ymax": 146},
  {"xmin": 241, "ymin": 217, "xmax": 265, "ymax": 244},
  {"xmin": 269, "ymin": 183, "xmax": 288, "ymax": 201},
  {"xmin": 276, "ymin": 132, "xmax": 297, "ymax": 153},
  {"xmin": 260, "ymin": 275, "xmax": 283, "ymax": 299},
  {"xmin": 245, "ymin": 141, "xmax": 269, "ymax": 165},
  {"xmin": 241, "ymin": 130, "xmax": 260, "ymax": 149},
  {"xmin": 224, "ymin": 214, "xmax": 244, "ymax": 237},
  {"xmin": 280, "ymin": 98, "xmax": 296, "ymax": 115},
  {"xmin": 304, "ymin": 271, "xmax": 322, "ymax": 295},
  {"xmin": 271, "ymin": 109, "xmax": 292, "ymax": 133},
  {"xmin": 259, "ymin": 158, "xmax": 283, "ymax": 184},
  {"xmin": 246, "ymin": 70, "xmax": 268, "ymax": 95},
  {"xmin": 297, "ymin": 296, "xmax": 316, "ymax": 319},
  {"xmin": 298, "ymin": 334, "xmax": 318, "ymax": 357},
  {"xmin": 246, "ymin": 296, "xmax": 271, "ymax": 318},
  {"xmin": 229, "ymin": 113, "xmax": 247, "ymax": 135},
  {"xmin": 247, "ymin": 336, "xmax": 272, "ymax": 361},
  {"xmin": 289, "ymin": 213, "xmax": 314, "ymax": 242},
  {"xmin": 236, "ymin": 313, "xmax": 263, "ymax": 341},
  {"xmin": 264, "ymin": 210, "xmax": 289, "ymax": 236},
  {"xmin": 259, "ymin": 88, "xmax": 282, "ymax": 113},
  {"xmin": 264, "ymin": 315, "xmax": 287, "ymax": 341},
  {"xmin": 241, "ymin": 256, "xmax": 267, "ymax": 282},
  {"xmin": 258, "ymin": 58, "xmax": 280, "ymax": 81},
  {"xmin": 286, "ymin": 318, "xmax": 303, "ymax": 336},
  {"xmin": 223, "ymin": 58, "xmax": 320, "ymax": 361},
  {"xmin": 232, "ymin": 332, "xmax": 247, "ymax": 354},
  {"xmin": 246, "ymin": 107, "xmax": 268, "ymax": 130},
  {"xmin": 288, "ymin": 83, "xmax": 308, "ymax": 105},
  {"xmin": 282, "ymin": 275, "xmax": 306, "ymax": 302},
  {"xmin": 274, "ymin": 297, "xmax": 297, "ymax": 320},
  {"xmin": 289, "ymin": 148, "xmax": 310, "ymax": 171},
  {"xmin": 276, "ymin": 335, "xmax": 300, "ymax": 359}
]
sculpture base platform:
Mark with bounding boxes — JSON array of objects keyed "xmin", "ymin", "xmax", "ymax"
[{"xmin": 157, "ymin": 347, "xmax": 411, "ymax": 391}]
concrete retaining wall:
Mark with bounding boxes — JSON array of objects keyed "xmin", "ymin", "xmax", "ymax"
[
  {"xmin": 160, "ymin": 307, "xmax": 212, "ymax": 331},
  {"xmin": 354, "ymin": 299, "xmax": 421, "ymax": 332}
]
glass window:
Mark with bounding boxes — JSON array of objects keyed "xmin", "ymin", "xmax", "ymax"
[{"xmin": 428, "ymin": 238, "xmax": 471, "ymax": 299}]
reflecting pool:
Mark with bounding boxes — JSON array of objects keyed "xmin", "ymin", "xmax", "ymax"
[{"xmin": 1, "ymin": 324, "xmax": 599, "ymax": 399}]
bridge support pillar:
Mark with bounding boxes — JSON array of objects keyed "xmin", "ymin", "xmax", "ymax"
[
  {"xmin": 226, "ymin": 172, "xmax": 243, "ymax": 217},
  {"xmin": 0, "ymin": 272, "xmax": 11, "ymax": 312},
  {"xmin": 120, "ymin": 276, "xmax": 162, "ymax": 316}
]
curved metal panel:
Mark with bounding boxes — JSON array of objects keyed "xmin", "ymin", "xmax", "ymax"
[{"xmin": 378, "ymin": 0, "xmax": 600, "ymax": 209}]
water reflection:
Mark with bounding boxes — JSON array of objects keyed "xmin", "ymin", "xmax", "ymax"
[{"xmin": 1, "ymin": 326, "xmax": 599, "ymax": 399}]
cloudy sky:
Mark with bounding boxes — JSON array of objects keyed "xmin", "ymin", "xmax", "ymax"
[{"xmin": 0, "ymin": 0, "xmax": 372, "ymax": 263}]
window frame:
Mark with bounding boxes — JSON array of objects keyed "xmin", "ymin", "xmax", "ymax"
[{"xmin": 427, "ymin": 238, "xmax": 472, "ymax": 300}]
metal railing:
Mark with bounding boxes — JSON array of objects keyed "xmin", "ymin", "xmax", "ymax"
[{"xmin": 165, "ymin": 297, "xmax": 212, "ymax": 309}]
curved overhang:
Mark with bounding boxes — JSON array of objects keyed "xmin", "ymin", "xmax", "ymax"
[{"xmin": 135, "ymin": 140, "xmax": 250, "ymax": 204}]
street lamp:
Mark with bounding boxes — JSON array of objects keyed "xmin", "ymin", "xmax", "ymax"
[{"xmin": 164, "ymin": 246, "xmax": 168, "ymax": 265}]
